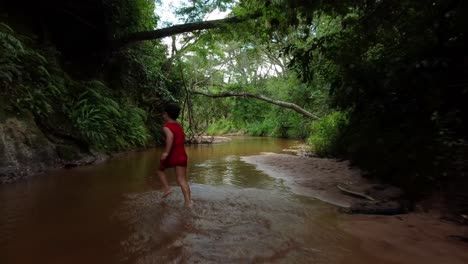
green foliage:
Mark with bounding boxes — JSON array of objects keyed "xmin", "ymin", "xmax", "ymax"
[
  {"xmin": 103, "ymin": 0, "xmax": 185, "ymax": 143},
  {"xmin": 206, "ymin": 118, "xmax": 237, "ymax": 135},
  {"xmin": 181, "ymin": 25, "xmax": 326, "ymax": 139},
  {"xmin": 201, "ymin": 90, "xmax": 316, "ymax": 139},
  {"xmin": 108, "ymin": 41, "xmax": 182, "ymax": 143},
  {"xmin": 246, "ymin": 119, "xmax": 277, "ymax": 137},
  {"xmin": 0, "ymin": 23, "xmax": 65, "ymax": 118},
  {"xmin": 0, "ymin": 23, "xmax": 152, "ymax": 151},
  {"xmin": 69, "ymin": 81, "xmax": 150, "ymax": 150},
  {"xmin": 308, "ymin": 111, "xmax": 348, "ymax": 156},
  {"xmin": 174, "ymin": 0, "xmax": 235, "ymax": 23},
  {"xmin": 104, "ymin": 0, "xmax": 157, "ymax": 38},
  {"xmin": 276, "ymin": 0, "xmax": 468, "ymax": 191}
]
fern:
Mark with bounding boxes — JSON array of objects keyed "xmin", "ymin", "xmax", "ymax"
[
  {"xmin": 1, "ymin": 22, "xmax": 153, "ymax": 151},
  {"xmin": 0, "ymin": 24, "xmax": 66, "ymax": 118},
  {"xmin": 67, "ymin": 81, "xmax": 151, "ymax": 150}
]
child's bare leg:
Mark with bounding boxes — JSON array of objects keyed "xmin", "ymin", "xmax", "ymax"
[
  {"xmin": 157, "ymin": 169, "xmax": 172, "ymax": 198},
  {"xmin": 175, "ymin": 166, "xmax": 191, "ymax": 207}
]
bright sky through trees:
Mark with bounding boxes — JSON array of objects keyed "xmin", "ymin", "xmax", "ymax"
[
  {"xmin": 154, "ymin": 0, "xmax": 230, "ymax": 53},
  {"xmin": 155, "ymin": 0, "xmax": 230, "ymax": 27},
  {"xmin": 154, "ymin": 1, "xmax": 282, "ymax": 78}
]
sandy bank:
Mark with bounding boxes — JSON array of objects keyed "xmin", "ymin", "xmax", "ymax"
[
  {"xmin": 340, "ymin": 212, "xmax": 468, "ymax": 264},
  {"xmin": 241, "ymin": 152, "xmax": 371, "ymax": 207},
  {"xmin": 242, "ymin": 151, "xmax": 468, "ymax": 264}
]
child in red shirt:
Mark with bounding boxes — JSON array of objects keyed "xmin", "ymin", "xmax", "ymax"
[{"xmin": 157, "ymin": 103, "xmax": 191, "ymax": 208}]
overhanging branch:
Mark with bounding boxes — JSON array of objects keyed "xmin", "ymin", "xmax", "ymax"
[
  {"xmin": 192, "ymin": 90, "xmax": 319, "ymax": 119},
  {"xmin": 115, "ymin": 16, "xmax": 244, "ymax": 47}
]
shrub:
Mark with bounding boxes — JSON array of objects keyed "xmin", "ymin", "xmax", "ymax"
[{"xmin": 308, "ymin": 111, "xmax": 348, "ymax": 156}]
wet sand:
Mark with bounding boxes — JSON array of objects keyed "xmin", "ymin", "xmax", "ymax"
[
  {"xmin": 340, "ymin": 212, "xmax": 468, "ymax": 264},
  {"xmin": 242, "ymin": 152, "xmax": 468, "ymax": 264},
  {"xmin": 241, "ymin": 152, "xmax": 371, "ymax": 207}
]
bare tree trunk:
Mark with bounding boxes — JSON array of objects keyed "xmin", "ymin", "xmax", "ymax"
[{"xmin": 192, "ymin": 90, "xmax": 319, "ymax": 119}]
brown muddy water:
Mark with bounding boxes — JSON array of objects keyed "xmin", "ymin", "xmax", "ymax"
[{"xmin": 0, "ymin": 137, "xmax": 465, "ymax": 263}]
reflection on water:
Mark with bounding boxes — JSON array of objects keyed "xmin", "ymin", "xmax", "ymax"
[{"xmin": 0, "ymin": 137, "xmax": 382, "ymax": 263}]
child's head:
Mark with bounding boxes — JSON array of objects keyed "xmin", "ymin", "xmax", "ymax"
[{"xmin": 164, "ymin": 103, "xmax": 181, "ymax": 120}]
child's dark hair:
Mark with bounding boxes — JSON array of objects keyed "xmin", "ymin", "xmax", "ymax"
[{"xmin": 164, "ymin": 103, "xmax": 181, "ymax": 120}]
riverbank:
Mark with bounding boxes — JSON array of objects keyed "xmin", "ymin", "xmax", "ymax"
[
  {"xmin": 339, "ymin": 212, "xmax": 468, "ymax": 264},
  {"xmin": 242, "ymin": 152, "xmax": 368, "ymax": 207},
  {"xmin": 241, "ymin": 149, "xmax": 468, "ymax": 264},
  {"xmin": 242, "ymin": 151, "xmax": 404, "ymax": 211}
]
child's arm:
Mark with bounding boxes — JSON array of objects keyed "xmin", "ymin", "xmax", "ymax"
[{"xmin": 161, "ymin": 127, "xmax": 174, "ymax": 160}]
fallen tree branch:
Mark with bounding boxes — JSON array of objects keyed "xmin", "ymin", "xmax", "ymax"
[
  {"xmin": 337, "ymin": 185, "xmax": 376, "ymax": 201},
  {"xmin": 192, "ymin": 90, "xmax": 319, "ymax": 119}
]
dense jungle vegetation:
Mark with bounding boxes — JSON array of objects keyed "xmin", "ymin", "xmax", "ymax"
[{"xmin": 1, "ymin": 0, "xmax": 467, "ymax": 202}]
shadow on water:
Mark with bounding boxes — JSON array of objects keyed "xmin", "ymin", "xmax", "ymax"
[{"xmin": 0, "ymin": 136, "xmax": 391, "ymax": 263}]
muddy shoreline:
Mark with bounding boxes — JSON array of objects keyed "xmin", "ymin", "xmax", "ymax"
[
  {"xmin": 241, "ymin": 149, "xmax": 468, "ymax": 264},
  {"xmin": 241, "ymin": 152, "xmax": 405, "ymax": 212}
]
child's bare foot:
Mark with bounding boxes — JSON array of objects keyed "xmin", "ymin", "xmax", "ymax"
[
  {"xmin": 185, "ymin": 200, "xmax": 193, "ymax": 208},
  {"xmin": 162, "ymin": 189, "xmax": 172, "ymax": 198}
]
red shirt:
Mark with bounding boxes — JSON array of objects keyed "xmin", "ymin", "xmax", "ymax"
[{"xmin": 160, "ymin": 122, "xmax": 187, "ymax": 169}]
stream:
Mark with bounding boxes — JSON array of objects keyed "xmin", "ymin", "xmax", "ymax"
[{"xmin": 1, "ymin": 136, "xmax": 466, "ymax": 263}]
